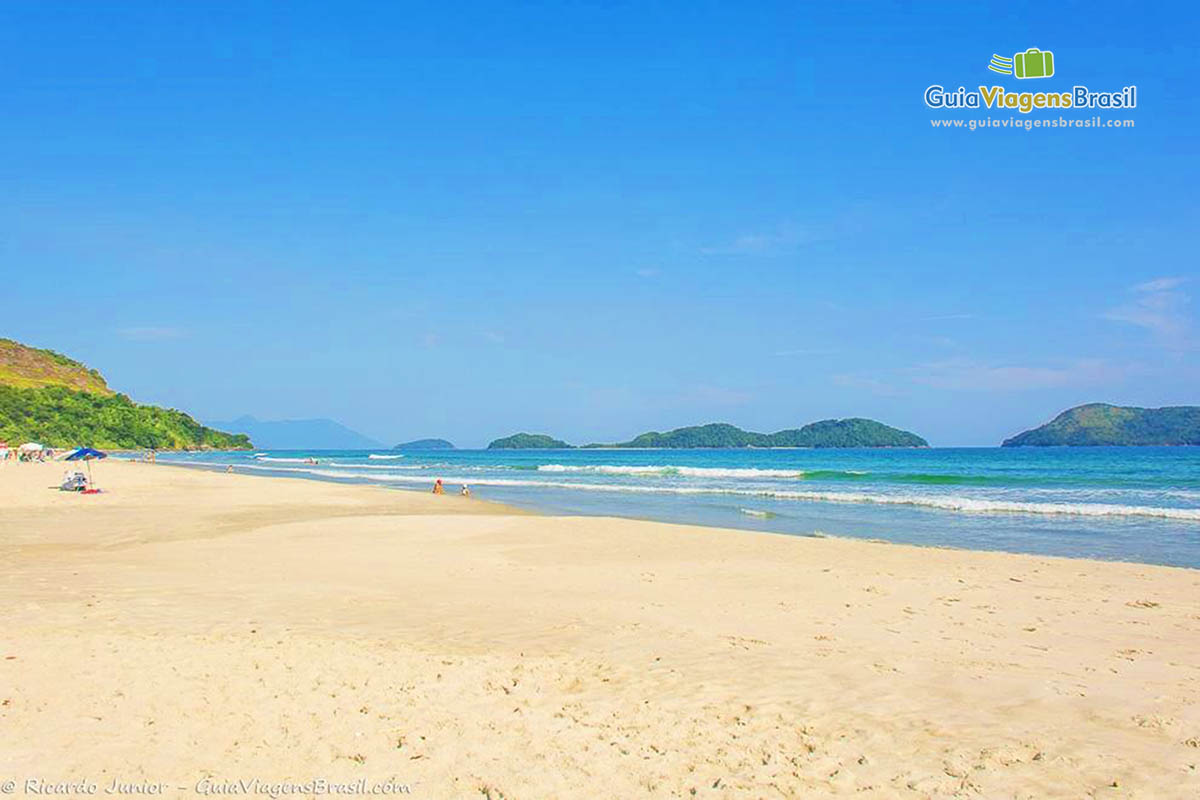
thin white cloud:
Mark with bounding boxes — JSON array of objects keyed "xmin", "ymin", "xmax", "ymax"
[
  {"xmin": 1104, "ymin": 277, "xmax": 1192, "ymax": 348},
  {"xmin": 774, "ymin": 347, "xmax": 838, "ymax": 357},
  {"xmin": 1133, "ymin": 276, "xmax": 1186, "ymax": 293},
  {"xmin": 908, "ymin": 357, "xmax": 1120, "ymax": 392},
  {"xmin": 118, "ymin": 326, "xmax": 185, "ymax": 341},
  {"xmin": 677, "ymin": 384, "xmax": 753, "ymax": 407},
  {"xmin": 700, "ymin": 223, "xmax": 810, "ymax": 256},
  {"xmin": 832, "ymin": 373, "xmax": 902, "ymax": 397}
]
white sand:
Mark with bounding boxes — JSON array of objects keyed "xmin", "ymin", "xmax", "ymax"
[{"xmin": 1, "ymin": 460, "xmax": 1198, "ymax": 798}]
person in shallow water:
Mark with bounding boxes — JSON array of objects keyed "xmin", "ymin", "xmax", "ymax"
[
  {"xmin": 432, "ymin": 479, "xmax": 444, "ymax": 495},
  {"xmin": 460, "ymin": 484, "xmax": 470, "ymax": 497}
]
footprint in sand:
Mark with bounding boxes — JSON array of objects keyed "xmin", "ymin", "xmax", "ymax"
[{"xmin": 723, "ymin": 635, "xmax": 768, "ymax": 650}]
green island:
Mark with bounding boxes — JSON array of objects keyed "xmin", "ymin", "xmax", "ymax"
[
  {"xmin": 488, "ymin": 419, "xmax": 927, "ymax": 449},
  {"xmin": 1002, "ymin": 403, "xmax": 1200, "ymax": 446},
  {"xmin": 0, "ymin": 338, "xmax": 251, "ymax": 450},
  {"xmin": 393, "ymin": 438, "xmax": 456, "ymax": 450},
  {"xmin": 487, "ymin": 433, "xmax": 573, "ymax": 449},
  {"xmin": 591, "ymin": 419, "xmax": 927, "ymax": 448}
]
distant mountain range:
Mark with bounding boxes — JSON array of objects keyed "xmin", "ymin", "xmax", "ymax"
[
  {"xmin": 6, "ymin": 338, "xmax": 1192, "ymax": 452},
  {"xmin": 207, "ymin": 416, "xmax": 382, "ymax": 450},
  {"xmin": 393, "ymin": 438, "xmax": 455, "ymax": 450},
  {"xmin": 1003, "ymin": 403, "xmax": 1200, "ymax": 446},
  {"xmin": 0, "ymin": 338, "xmax": 249, "ymax": 449},
  {"xmin": 488, "ymin": 419, "xmax": 927, "ymax": 449}
]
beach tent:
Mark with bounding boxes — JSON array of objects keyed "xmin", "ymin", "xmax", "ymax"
[
  {"xmin": 65, "ymin": 447, "xmax": 107, "ymax": 490},
  {"xmin": 19, "ymin": 442, "xmax": 43, "ymax": 452}
]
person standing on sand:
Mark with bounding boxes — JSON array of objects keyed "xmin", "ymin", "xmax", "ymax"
[
  {"xmin": 460, "ymin": 485, "xmax": 470, "ymax": 497},
  {"xmin": 432, "ymin": 479, "xmax": 444, "ymax": 495}
]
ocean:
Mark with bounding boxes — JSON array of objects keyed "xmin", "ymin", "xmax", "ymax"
[{"xmin": 147, "ymin": 447, "xmax": 1200, "ymax": 569}]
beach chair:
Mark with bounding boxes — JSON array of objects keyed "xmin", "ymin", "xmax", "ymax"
[{"xmin": 59, "ymin": 471, "xmax": 89, "ymax": 492}]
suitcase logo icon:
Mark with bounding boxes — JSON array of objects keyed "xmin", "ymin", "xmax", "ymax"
[
  {"xmin": 1014, "ymin": 48, "xmax": 1054, "ymax": 79},
  {"xmin": 987, "ymin": 48, "xmax": 1055, "ymax": 79}
]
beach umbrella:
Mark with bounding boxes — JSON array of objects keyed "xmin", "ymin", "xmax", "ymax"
[
  {"xmin": 65, "ymin": 447, "xmax": 107, "ymax": 488},
  {"xmin": 19, "ymin": 442, "xmax": 43, "ymax": 451}
]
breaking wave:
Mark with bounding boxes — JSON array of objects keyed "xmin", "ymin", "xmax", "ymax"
[
  {"xmin": 217, "ymin": 462, "xmax": 1200, "ymax": 521},
  {"xmin": 536, "ymin": 464, "xmax": 809, "ymax": 479}
]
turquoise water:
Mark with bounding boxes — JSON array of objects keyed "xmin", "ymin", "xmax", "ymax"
[{"xmin": 149, "ymin": 447, "xmax": 1200, "ymax": 568}]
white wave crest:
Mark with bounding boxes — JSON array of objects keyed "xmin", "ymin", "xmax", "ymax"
[
  {"xmin": 368, "ymin": 454, "xmax": 404, "ymax": 459},
  {"xmin": 269, "ymin": 467, "xmax": 1200, "ymax": 522},
  {"xmin": 536, "ymin": 464, "xmax": 806, "ymax": 479},
  {"xmin": 739, "ymin": 508, "xmax": 774, "ymax": 518},
  {"xmin": 161, "ymin": 461, "xmax": 1200, "ymax": 523},
  {"xmin": 328, "ymin": 462, "xmax": 432, "ymax": 471}
]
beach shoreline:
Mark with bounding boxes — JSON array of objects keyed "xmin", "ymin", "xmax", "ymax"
[
  {"xmin": 140, "ymin": 448, "xmax": 1200, "ymax": 569},
  {"xmin": 150, "ymin": 456, "xmax": 1200, "ymax": 572},
  {"xmin": 2, "ymin": 461, "xmax": 1199, "ymax": 797}
]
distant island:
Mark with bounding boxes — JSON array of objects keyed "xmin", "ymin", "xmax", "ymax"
[
  {"xmin": 488, "ymin": 433, "xmax": 573, "ymax": 449},
  {"xmin": 488, "ymin": 419, "xmax": 927, "ymax": 449},
  {"xmin": 1003, "ymin": 403, "xmax": 1200, "ymax": 446},
  {"xmin": 393, "ymin": 438, "xmax": 456, "ymax": 450},
  {"xmin": 594, "ymin": 420, "xmax": 926, "ymax": 449},
  {"xmin": 207, "ymin": 415, "xmax": 381, "ymax": 450},
  {"xmin": 0, "ymin": 338, "xmax": 250, "ymax": 450}
]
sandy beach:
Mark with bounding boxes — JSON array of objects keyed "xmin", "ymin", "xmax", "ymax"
[{"xmin": 1, "ymin": 461, "xmax": 1198, "ymax": 798}]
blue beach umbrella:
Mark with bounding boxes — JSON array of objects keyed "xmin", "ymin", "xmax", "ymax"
[{"xmin": 65, "ymin": 447, "xmax": 107, "ymax": 488}]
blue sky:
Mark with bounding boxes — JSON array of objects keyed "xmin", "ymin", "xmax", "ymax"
[{"xmin": 3, "ymin": 1, "xmax": 1197, "ymax": 446}]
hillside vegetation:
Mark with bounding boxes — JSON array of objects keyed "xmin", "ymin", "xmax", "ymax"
[
  {"xmin": 594, "ymin": 419, "xmax": 927, "ymax": 448},
  {"xmin": 0, "ymin": 338, "xmax": 112, "ymax": 394},
  {"xmin": 1003, "ymin": 403, "xmax": 1200, "ymax": 446},
  {"xmin": 393, "ymin": 438, "xmax": 456, "ymax": 450},
  {"xmin": 487, "ymin": 433, "xmax": 573, "ymax": 449},
  {"xmin": 0, "ymin": 338, "xmax": 250, "ymax": 449},
  {"xmin": 488, "ymin": 420, "xmax": 928, "ymax": 449}
]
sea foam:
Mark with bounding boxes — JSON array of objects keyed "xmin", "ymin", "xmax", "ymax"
[
  {"xmin": 536, "ymin": 464, "xmax": 807, "ymax": 479},
  {"xmin": 223, "ymin": 462, "xmax": 1200, "ymax": 522}
]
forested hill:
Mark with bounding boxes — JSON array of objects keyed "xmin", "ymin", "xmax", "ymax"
[
  {"xmin": 594, "ymin": 419, "xmax": 927, "ymax": 448},
  {"xmin": 393, "ymin": 438, "xmax": 456, "ymax": 450},
  {"xmin": 485, "ymin": 419, "xmax": 928, "ymax": 449},
  {"xmin": 1003, "ymin": 404, "xmax": 1200, "ymax": 446},
  {"xmin": 0, "ymin": 338, "xmax": 251, "ymax": 450},
  {"xmin": 487, "ymin": 433, "xmax": 573, "ymax": 449}
]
